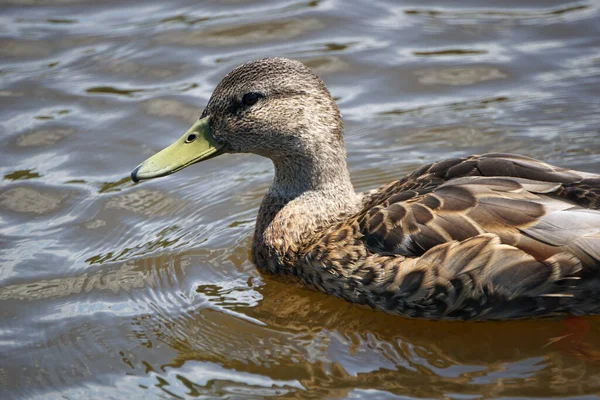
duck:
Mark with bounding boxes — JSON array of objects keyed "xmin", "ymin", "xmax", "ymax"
[{"xmin": 131, "ymin": 57, "xmax": 600, "ymax": 320}]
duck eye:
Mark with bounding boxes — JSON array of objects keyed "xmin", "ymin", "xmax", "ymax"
[
  {"xmin": 185, "ymin": 133, "xmax": 197, "ymax": 143},
  {"xmin": 242, "ymin": 92, "xmax": 260, "ymax": 106}
]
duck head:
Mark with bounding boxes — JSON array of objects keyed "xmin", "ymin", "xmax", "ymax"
[{"xmin": 131, "ymin": 57, "xmax": 344, "ymax": 183}]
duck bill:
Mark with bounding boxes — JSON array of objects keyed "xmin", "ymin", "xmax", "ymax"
[{"xmin": 131, "ymin": 117, "xmax": 223, "ymax": 183}]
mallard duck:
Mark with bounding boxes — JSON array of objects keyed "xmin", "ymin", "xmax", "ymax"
[{"xmin": 131, "ymin": 57, "xmax": 600, "ymax": 320}]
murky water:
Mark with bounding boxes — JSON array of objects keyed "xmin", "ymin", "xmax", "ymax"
[{"xmin": 1, "ymin": 0, "xmax": 600, "ymax": 398}]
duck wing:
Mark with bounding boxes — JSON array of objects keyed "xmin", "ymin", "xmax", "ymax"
[{"xmin": 359, "ymin": 153, "xmax": 600, "ymax": 268}]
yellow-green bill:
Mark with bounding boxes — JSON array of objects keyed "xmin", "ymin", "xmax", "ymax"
[{"xmin": 131, "ymin": 117, "xmax": 223, "ymax": 182}]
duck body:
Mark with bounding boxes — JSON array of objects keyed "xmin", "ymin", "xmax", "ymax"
[
  {"xmin": 253, "ymin": 152, "xmax": 600, "ymax": 320},
  {"xmin": 132, "ymin": 57, "xmax": 600, "ymax": 320}
]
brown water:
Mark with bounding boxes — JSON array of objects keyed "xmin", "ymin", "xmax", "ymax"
[{"xmin": 1, "ymin": 0, "xmax": 600, "ymax": 398}]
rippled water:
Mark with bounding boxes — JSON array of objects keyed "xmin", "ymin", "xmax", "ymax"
[{"xmin": 1, "ymin": 0, "xmax": 600, "ymax": 398}]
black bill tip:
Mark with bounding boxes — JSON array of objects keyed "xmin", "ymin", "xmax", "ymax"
[{"xmin": 131, "ymin": 165, "xmax": 141, "ymax": 183}]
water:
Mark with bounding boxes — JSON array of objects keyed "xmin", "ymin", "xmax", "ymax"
[{"xmin": 1, "ymin": 0, "xmax": 600, "ymax": 398}]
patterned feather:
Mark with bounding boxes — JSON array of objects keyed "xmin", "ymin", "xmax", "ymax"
[{"xmin": 298, "ymin": 154, "xmax": 600, "ymax": 320}]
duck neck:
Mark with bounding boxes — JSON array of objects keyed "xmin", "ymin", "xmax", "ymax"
[
  {"xmin": 252, "ymin": 141, "xmax": 359, "ymax": 273},
  {"xmin": 272, "ymin": 140, "xmax": 355, "ymax": 195}
]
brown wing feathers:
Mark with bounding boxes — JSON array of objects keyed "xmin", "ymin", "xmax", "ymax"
[{"xmin": 360, "ymin": 154, "xmax": 599, "ymax": 262}]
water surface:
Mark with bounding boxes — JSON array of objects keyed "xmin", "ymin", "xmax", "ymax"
[{"xmin": 1, "ymin": 0, "xmax": 600, "ymax": 398}]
